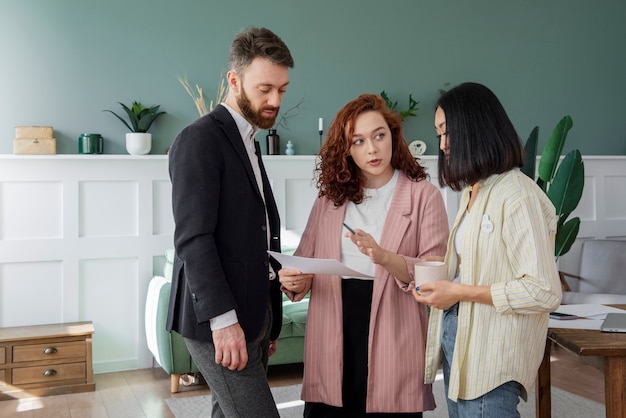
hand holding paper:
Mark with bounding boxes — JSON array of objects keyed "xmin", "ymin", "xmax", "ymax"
[{"xmin": 268, "ymin": 251, "xmax": 373, "ymax": 279}]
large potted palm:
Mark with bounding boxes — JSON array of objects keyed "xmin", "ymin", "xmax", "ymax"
[
  {"xmin": 521, "ymin": 115, "xmax": 584, "ymax": 258},
  {"xmin": 104, "ymin": 101, "xmax": 166, "ymax": 155}
]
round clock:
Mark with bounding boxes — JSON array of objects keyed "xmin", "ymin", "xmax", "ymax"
[{"xmin": 409, "ymin": 140, "xmax": 426, "ymax": 157}]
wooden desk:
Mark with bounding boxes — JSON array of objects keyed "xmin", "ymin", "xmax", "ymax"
[{"xmin": 536, "ymin": 305, "xmax": 626, "ymax": 418}]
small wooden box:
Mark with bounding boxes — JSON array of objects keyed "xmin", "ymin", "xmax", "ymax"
[
  {"xmin": 13, "ymin": 138, "xmax": 57, "ymax": 155},
  {"xmin": 15, "ymin": 126, "xmax": 54, "ymax": 139}
]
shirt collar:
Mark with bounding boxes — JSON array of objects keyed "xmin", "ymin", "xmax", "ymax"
[
  {"xmin": 220, "ymin": 102, "xmax": 259, "ymax": 150},
  {"xmin": 474, "ymin": 168, "xmax": 519, "ymax": 190}
]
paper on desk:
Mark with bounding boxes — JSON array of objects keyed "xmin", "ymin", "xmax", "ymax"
[
  {"xmin": 549, "ymin": 304, "xmax": 626, "ymax": 330},
  {"xmin": 553, "ymin": 304, "xmax": 626, "ymax": 319},
  {"xmin": 548, "ymin": 317, "xmax": 604, "ymax": 330},
  {"xmin": 267, "ymin": 251, "xmax": 373, "ymax": 279}
]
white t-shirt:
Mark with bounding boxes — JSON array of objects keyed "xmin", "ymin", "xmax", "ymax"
[{"xmin": 341, "ymin": 170, "xmax": 399, "ymax": 278}]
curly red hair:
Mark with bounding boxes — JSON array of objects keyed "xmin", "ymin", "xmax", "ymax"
[{"xmin": 316, "ymin": 93, "xmax": 428, "ymax": 206}]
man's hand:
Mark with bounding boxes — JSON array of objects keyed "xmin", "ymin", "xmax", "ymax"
[
  {"xmin": 212, "ymin": 323, "xmax": 248, "ymax": 371},
  {"xmin": 269, "ymin": 339, "xmax": 278, "ymax": 357}
]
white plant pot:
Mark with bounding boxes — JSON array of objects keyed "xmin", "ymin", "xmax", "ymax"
[{"xmin": 126, "ymin": 132, "xmax": 152, "ymax": 155}]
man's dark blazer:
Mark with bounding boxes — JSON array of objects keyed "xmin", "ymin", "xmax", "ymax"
[{"xmin": 167, "ymin": 104, "xmax": 282, "ymax": 343}]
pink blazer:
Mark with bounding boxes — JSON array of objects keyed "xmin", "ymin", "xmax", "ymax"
[{"xmin": 292, "ymin": 172, "xmax": 449, "ymax": 413}]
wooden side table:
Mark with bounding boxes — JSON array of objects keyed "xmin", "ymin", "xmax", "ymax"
[
  {"xmin": 0, "ymin": 321, "xmax": 95, "ymax": 400},
  {"xmin": 536, "ymin": 304, "xmax": 626, "ymax": 418}
]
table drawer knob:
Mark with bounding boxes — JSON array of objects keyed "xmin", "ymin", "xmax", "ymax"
[
  {"xmin": 43, "ymin": 347, "xmax": 57, "ymax": 354},
  {"xmin": 43, "ymin": 369, "xmax": 57, "ymax": 376}
]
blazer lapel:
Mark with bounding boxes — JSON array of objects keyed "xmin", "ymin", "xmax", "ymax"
[
  {"xmin": 379, "ymin": 173, "xmax": 412, "ymax": 254},
  {"xmin": 256, "ymin": 140, "xmax": 281, "ymax": 251},
  {"xmin": 369, "ymin": 173, "xmax": 412, "ymax": 313},
  {"xmin": 212, "ymin": 105, "xmax": 264, "ymax": 201}
]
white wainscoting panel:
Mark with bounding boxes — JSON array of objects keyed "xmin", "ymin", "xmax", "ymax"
[
  {"xmin": 1, "ymin": 181, "xmax": 63, "ymax": 240},
  {"xmin": 79, "ymin": 181, "xmax": 139, "ymax": 238},
  {"xmin": 0, "ymin": 260, "xmax": 64, "ymax": 325},
  {"xmin": 0, "ymin": 155, "xmax": 172, "ymax": 373},
  {"xmin": 1, "ymin": 154, "xmax": 624, "ymax": 373}
]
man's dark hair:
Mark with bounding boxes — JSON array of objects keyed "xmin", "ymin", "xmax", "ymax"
[{"xmin": 228, "ymin": 27, "xmax": 294, "ymax": 73}]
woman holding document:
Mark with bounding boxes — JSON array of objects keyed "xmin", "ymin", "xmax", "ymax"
[{"xmin": 278, "ymin": 93, "xmax": 449, "ymax": 417}]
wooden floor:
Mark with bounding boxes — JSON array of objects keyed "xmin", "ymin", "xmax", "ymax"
[{"xmin": 0, "ymin": 343, "xmax": 604, "ymax": 417}]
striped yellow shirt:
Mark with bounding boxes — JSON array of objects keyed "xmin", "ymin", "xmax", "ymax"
[{"xmin": 424, "ymin": 169, "xmax": 562, "ymax": 402}]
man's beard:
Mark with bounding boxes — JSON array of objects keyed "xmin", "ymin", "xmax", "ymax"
[{"xmin": 237, "ymin": 87, "xmax": 279, "ymax": 129}]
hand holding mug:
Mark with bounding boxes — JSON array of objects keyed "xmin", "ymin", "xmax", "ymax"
[{"xmin": 414, "ymin": 261, "xmax": 447, "ymax": 295}]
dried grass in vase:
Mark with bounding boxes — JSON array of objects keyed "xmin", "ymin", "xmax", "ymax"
[{"xmin": 179, "ymin": 72, "xmax": 227, "ymax": 117}]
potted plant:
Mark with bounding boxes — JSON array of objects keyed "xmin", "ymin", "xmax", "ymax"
[
  {"xmin": 521, "ymin": 115, "xmax": 584, "ymax": 259},
  {"xmin": 104, "ymin": 101, "xmax": 166, "ymax": 155},
  {"xmin": 381, "ymin": 91, "xmax": 425, "ymax": 155},
  {"xmin": 380, "ymin": 91, "xmax": 419, "ymax": 121}
]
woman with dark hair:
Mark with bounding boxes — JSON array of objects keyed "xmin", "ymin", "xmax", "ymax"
[
  {"xmin": 279, "ymin": 93, "xmax": 449, "ymax": 417},
  {"xmin": 413, "ymin": 82, "xmax": 562, "ymax": 418}
]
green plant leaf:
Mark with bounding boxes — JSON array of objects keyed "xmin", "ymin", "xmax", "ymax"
[
  {"xmin": 380, "ymin": 91, "xmax": 397, "ymax": 111},
  {"xmin": 521, "ymin": 126, "xmax": 539, "ymax": 178},
  {"xmin": 103, "ymin": 109, "xmax": 133, "ymax": 132},
  {"xmin": 537, "ymin": 115, "xmax": 573, "ymax": 186},
  {"xmin": 380, "ymin": 91, "xmax": 418, "ymax": 121},
  {"xmin": 137, "ymin": 111, "xmax": 166, "ymax": 132},
  {"xmin": 547, "ymin": 149, "xmax": 584, "ymax": 218},
  {"xmin": 525, "ymin": 115, "xmax": 583, "ymax": 259},
  {"xmin": 120, "ymin": 102, "xmax": 140, "ymax": 132},
  {"xmin": 399, "ymin": 94, "xmax": 419, "ymax": 120},
  {"xmin": 104, "ymin": 101, "xmax": 166, "ymax": 133},
  {"xmin": 555, "ymin": 216, "xmax": 580, "ymax": 259}
]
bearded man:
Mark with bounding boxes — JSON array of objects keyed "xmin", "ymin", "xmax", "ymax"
[{"xmin": 167, "ymin": 27, "xmax": 294, "ymax": 418}]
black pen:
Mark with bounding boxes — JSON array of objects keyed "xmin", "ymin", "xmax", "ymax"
[{"xmin": 342, "ymin": 222, "xmax": 356, "ymax": 234}]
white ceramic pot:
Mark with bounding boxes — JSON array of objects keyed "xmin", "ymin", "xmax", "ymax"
[{"xmin": 125, "ymin": 132, "xmax": 152, "ymax": 155}]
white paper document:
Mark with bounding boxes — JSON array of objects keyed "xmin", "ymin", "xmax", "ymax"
[
  {"xmin": 548, "ymin": 318, "xmax": 604, "ymax": 330},
  {"xmin": 549, "ymin": 304, "xmax": 626, "ymax": 330},
  {"xmin": 553, "ymin": 303, "xmax": 626, "ymax": 319},
  {"xmin": 267, "ymin": 251, "xmax": 373, "ymax": 279}
]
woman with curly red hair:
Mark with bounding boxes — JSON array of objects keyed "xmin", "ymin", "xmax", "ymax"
[{"xmin": 279, "ymin": 93, "xmax": 449, "ymax": 417}]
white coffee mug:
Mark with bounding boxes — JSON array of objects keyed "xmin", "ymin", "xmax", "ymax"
[{"xmin": 414, "ymin": 261, "xmax": 447, "ymax": 295}]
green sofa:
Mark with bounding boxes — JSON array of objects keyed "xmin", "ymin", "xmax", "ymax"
[
  {"xmin": 145, "ymin": 249, "xmax": 308, "ymax": 392},
  {"xmin": 269, "ymin": 294, "xmax": 308, "ymax": 366}
]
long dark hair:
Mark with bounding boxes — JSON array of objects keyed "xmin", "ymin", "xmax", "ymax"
[
  {"xmin": 436, "ymin": 82, "xmax": 524, "ymax": 191},
  {"xmin": 317, "ymin": 93, "xmax": 427, "ymax": 206}
]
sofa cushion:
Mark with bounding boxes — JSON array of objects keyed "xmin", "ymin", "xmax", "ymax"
[{"xmin": 280, "ymin": 299, "xmax": 309, "ymax": 338}]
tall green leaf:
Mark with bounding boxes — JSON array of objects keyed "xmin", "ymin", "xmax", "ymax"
[
  {"xmin": 521, "ymin": 126, "xmax": 539, "ymax": 178},
  {"xmin": 555, "ymin": 217, "xmax": 580, "ymax": 259},
  {"xmin": 537, "ymin": 115, "xmax": 573, "ymax": 187},
  {"xmin": 547, "ymin": 150, "xmax": 584, "ymax": 219},
  {"xmin": 523, "ymin": 116, "xmax": 584, "ymax": 258}
]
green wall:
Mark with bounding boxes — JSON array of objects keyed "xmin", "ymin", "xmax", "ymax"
[{"xmin": 1, "ymin": 0, "xmax": 625, "ymax": 156}]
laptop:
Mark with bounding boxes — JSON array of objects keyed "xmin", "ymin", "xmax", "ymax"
[{"xmin": 600, "ymin": 313, "xmax": 626, "ymax": 333}]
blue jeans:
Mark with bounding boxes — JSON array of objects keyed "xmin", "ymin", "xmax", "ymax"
[{"xmin": 441, "ymin": 303, "xmax": 522, "ymax": 418}]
